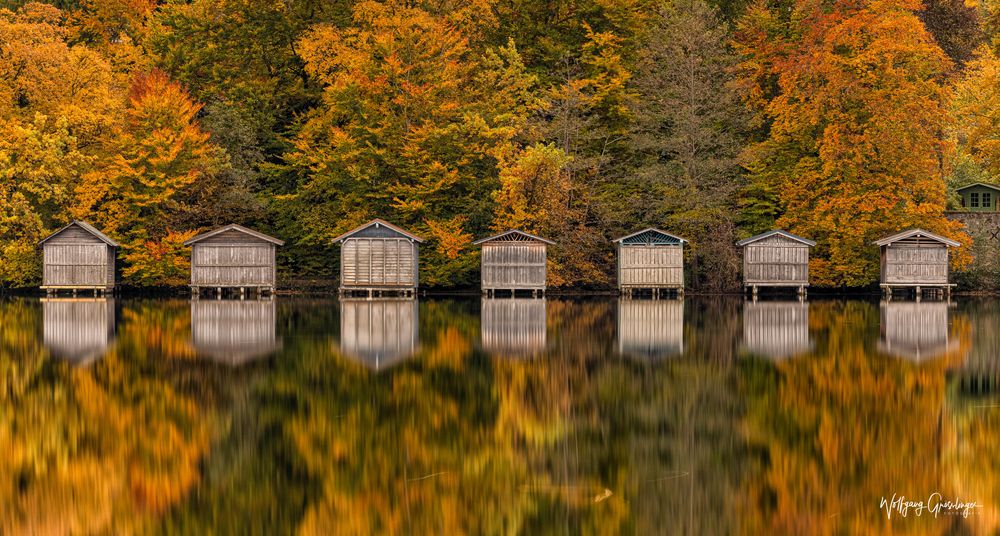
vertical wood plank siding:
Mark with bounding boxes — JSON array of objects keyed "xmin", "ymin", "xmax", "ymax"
[
  {"xmin": 616, "ymin": 299, "xmax": 683, "ymax": 356},
  {"xmin": 340, "ymin": 239, "xmax": 418, "ymax": 288},
  {"xmin": 617, "ymin": 245, "xmax": 683, "ymax": 288},
  {"xmin": 191, "ymin": 300, "xmax": 280, "ymax": 364},
  {"xmin": 742, "ymin": 235, "xmax": 809, "ymax": 285},
  {"xmin": 879, "ymin": 301, "xmax": 952, "ymax": 359},
  {"xmin": 190, "ymin": 230, "xmax": 277, "ymax": 287},
  {"xmin": 339, "ymin": 299, "xmax": 419, "ymax": 368},
  {"xmin": 742, "ymin": 301, "xmax": 811, "ymax": 358},
  {"xmin": 42, "ymin": 298, "xmax": 115, "ymax": 363},
  {"xmin": 42, "ymin": 225, "xmax": 115, "ymax": 289},
  {"xmin": 481, "ymin": 243, "xmax": 547, "ymax": 290},
  {"xmin": 881, "ymin": 239, "xmax": 949, "ymax": 285},
  {"xmin": 480, "ymin": 298, "xmax": 547, "ymax": 354}
]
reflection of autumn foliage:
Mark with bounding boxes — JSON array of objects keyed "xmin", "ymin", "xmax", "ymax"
[
  {"xmin": 742, "ymin": 301, "xmax": 971, "ymax": 535},
  {"xmin": 944, "ymin": 301, "xmax": 1000, "ymax": 535},
  {"xmin": 0, "ymin": 300, "xmax": 209, "ymax": 534},
  {"xmin": 119, "ymin": 300, "xmax": 196, "ymax": 360}
]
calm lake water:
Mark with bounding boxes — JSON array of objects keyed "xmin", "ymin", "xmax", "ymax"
[{"xmin": 3, "ymin": 295, "xmax": 999, "ymax": 534}]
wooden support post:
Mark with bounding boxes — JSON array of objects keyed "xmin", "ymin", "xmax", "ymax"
[
  {"xmin": 915, "ymin": 286, "xmax": 921, "ymax": 302},
  {"xmin": 752, "ymin": 285, "xmax": 758, "ymax": 299},
  {"xmin": 678, "ymin": 287, "xmax": 684, "ymax": 299}
]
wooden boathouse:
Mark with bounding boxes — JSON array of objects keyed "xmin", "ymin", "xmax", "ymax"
[
  {"xmin": 480, "ymin": 298, "xmax": 547, "ymax": 355},
  {"xmin": 616, "ymin": 299, "xmax": 684, "ymax": 357},
  {"xmin": 191, "ymin": 299, "xmax": 281, "ymax": 365},
  {"xmin": 742, "ymin": 300, "xmax": 812, "ymax": 359},
  {"xmin": 736, "ymin": 230, "xmax": 815, "ymax": 298},
  {"xmin": 185, "ymin": 224, "xmax": 284, "ymax": 298},
  {"xmin": 879, "ymin": 301, "xmax": 955, "ymax": 360},
  {"xmin": 39, "ymin": 220, "xmax": 119, "ymax": 296},
  {"xmin": 334, "ymin": 219, "xmax": 424, "ymax": 298},
  {"xmin": 613, "ymin": 228, "xmax": 686, "ymax": 298},
  {"xmin": 875, "ymin": 229, "xmax": 959, "ymax": 300},
  {"xmin": 339, "ymin": 298, "xmax": 419, "ymax": 369},
  {"xmin": 42, "ymin": 297, "xmax": 116, "ymax": 365},
  {"xmin": 474, "ymin": 230, "xmax": 554, "ymax": 297}
]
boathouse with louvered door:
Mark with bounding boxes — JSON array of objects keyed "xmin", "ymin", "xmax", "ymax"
[
  {"xmin": 474, "ymin": 230, "xmax": 554, "ymax": 297},
  {"xmin": 613, "ymin": 228, "xmax": 686, "ymax": 298},
  {"xmin": 39, "ymin": 220, "xmax": 119, "ymax": 296},
  {"xmin": 185, "ymin": 224, "xmax": 284, "ymax": 298},
  {"xmin": 736, "ymin": 230, "xmax": 816, "ymax": 298},
  {"xmin": 875, "ymin": 228, "xmax": 959, "ymax": 300},
  {"xmin": 334, "ymin": 219, "xmax": 424, "ymax": 297},
  {"xmin": 339, "ymin": 298, "xmax": 420, "ymax": 369}
]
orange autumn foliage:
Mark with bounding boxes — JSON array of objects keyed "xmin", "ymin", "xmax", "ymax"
[{"xmin": 736, "ymin": 0, "xmax": 971, "ymax": 286}]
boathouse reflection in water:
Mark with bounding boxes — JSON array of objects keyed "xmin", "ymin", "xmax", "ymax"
[
  {"xmin": 191, "ymin": 299, "xmax": 281, "ymax": 365},
  {"xmin": 42, "ymin": 297, "xmax": 116, "ymax": 365}
]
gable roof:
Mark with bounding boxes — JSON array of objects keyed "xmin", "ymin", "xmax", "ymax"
[
  {"xmin": 39, "ymin": 220, "xmax": 119, "ymax": 247},
  {"xmin": 332, "ymin": 219, "xmax": 425, "ymax": 243},
  {"xmin": 956, "ymin": 182, "xmax": 1000, "ymax": 193},
  {"xmin": 473, "ymin": 229, "xmax": 555, "ymax": 245},
  {"xmin": 874, "ymin": 228, "xmax": 960, "ymax": 247},
  {"xmin": 613, "ymin": 227, "xmax": 687, "ymax": 244},
  {"xmin": 184, "ymin": 224, "xmax": 284, "ymax": 246},
  {"xmin": 736, "ymin": 229, "xmax": 816, "ymax": 247}
]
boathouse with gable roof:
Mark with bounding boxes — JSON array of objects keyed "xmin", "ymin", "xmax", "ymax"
[
  {"xmin": 474, "ymin": 230, "xmax": 554, "ymax": 297},
  {"xmin": 334, "ymin": 219, "xmax": 424, "ymax": 297},
  {"xmin": 185, "ymin": 224, "xmax": 284, "ymax": 297},
  {"xmin": 613, "ymin": 228, "xmax": 686, "ymax": 298},
  {"xmin": 40, "ymin": 220, "xmax": 119, "ymax": 295},
  {"xmin": 875, "ymin": 228, "xmax": 959, "ymax": 299},
  {"xmin": 736, "ymin": 229, "xmax": 816, "ymax": 297}
]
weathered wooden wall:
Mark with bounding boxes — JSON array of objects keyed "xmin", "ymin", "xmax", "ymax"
[
  {"xmin": 879, "ymin": 301, "xmax": 953, "ymax": 360},
  {"xmin": 340, "ymin": 239, "xmax": 418, "ymax": 289},
  {"xmin": 481, "ymin": 243, "xmax": 546, "ymax": 290},
  {"xmin": 43, "ymin": 227, "xmax": 114, "ymax": 289},
  {"xmin": 42, "ymin": 298, "xmax": 115, "ymax": 364},
  {"xmin": 616, "ymin": 299, "xmax": 683, "ymax": 357},
  {"xmin": 743, "ymin": 235, "xmax": 809, "ymax": 286},
  {"xmin": 191, "ymin": 299, "xmax": 280, "ymax": 365},
  {"xmin": 339, "ymin": 299, "xmax": 419, "ymax": 368},
  {"xmin": 191, "ymin": 230, "xmax": 277, "ymax": 287},
  {"xmin": 742, "ymin": 301, "xmax": 811, "ymax": 359},
  {"xmin": 617, "ymin": 244, "xmax": 683, "ymax": 288},
  {"xmin": 881, "ymin": 240, "xmax": 949, "ymax": 285},
  {"xmin": 480, "ymin": 298, "xmax": 547, "ymax": 355}
]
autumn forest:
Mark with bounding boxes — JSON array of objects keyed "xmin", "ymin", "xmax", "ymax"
[{"xmin": 2, "ymin": 0, "xmax": 997, "ymax": 291}]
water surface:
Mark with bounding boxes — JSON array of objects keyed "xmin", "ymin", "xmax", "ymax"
[{"xmin": 2, "ymin": 296, "xmax": 998, "ymax": 534}]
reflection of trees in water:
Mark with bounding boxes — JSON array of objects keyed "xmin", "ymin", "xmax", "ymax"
[
  {"xmin": 0, "ymin": 299, "xmax": 211, "ymax": 535},
  {"xmin": 10, "ymin": 297, "xmax": 994, "ymax": 533},
  {"xmin": 256, "ymin": 299, "xmax": 752, "ymax": 534},
  {"xmin": 742, "ymin": 301, "xmax": 973, "ymax": 534},
  {"xmin": 945, "ymin": 301, "xmax": 1000, "ymax": 534}
]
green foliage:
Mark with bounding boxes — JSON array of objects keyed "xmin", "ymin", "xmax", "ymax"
[{"xmin": 0, "ymin": 0, "xmax": 992, "ymax": 289}]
